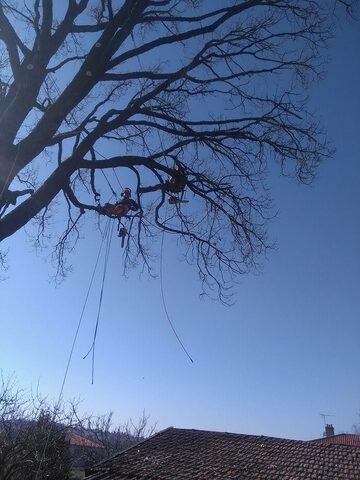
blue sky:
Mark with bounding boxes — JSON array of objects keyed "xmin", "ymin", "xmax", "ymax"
[{"xmin": 1, "ymin": 11, "xmax": 359, "ymax": 441}]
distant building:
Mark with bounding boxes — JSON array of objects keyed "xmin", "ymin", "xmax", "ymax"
[
  {"xmin": 85, "ymin": 427, "xmax": 360, "ymax": 480},
  {"xmin": 66, "ymin": 431, "xmax": 105, "ymax": 469},
  {"xmin": 67, "ymin": 432, "xmax": 104, "ymax": 449},
  {"xmin": 311, "ymin": 432, "xmax": 360, "ymax": 447},
  {"xmin": 308, "ymin": 423, "xmax": 360, "ymax": 447}
]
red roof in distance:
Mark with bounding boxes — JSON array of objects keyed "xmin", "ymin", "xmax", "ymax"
[
  {"xmin": 311, "ymin": 434, "xmax": 360, "ymax": 447},
  {"xmin": 66, "ymin": 431, "xmax": 104, "ymax": 449}
]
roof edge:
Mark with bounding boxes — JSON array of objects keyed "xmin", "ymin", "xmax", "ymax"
[{"xmin": 87, "ymin": 427, "xmax": 175, "ymax": 473}]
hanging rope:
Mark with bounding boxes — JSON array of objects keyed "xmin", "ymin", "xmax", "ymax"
[
  {"xmin": 92, "ymin": 146, "xmax": 123, "ymax": 192},
  {"xmin": 112, "ymin": 167, "xmax": 123, "ymax": 190},
  {"xmin": 59, "ymin": 217, "xmax": 111, "ymax": 393},
  {"xmin": 159, "ymin": 226, "xmax": 194, "ymax": 363},
  {"xmin": 101, "ymin": 169, "xmax": 117, "ymax": 198},
  {"xmin": 35, "ymin": 218, "xmax": 111, "ymax": 479},
  {"xmin": 83, "ymin": 219, "xmax": 115, "ymax": 383}
]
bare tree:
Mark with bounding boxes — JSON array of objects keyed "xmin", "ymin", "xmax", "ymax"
[
  {"xmin": 0, "ymin": 376, "xmax": 71, "ymax": 480},
  {"xmin": 0, "ymin": 375, "xmax": 155, "ymax": 479},
  {"xmin": 0, "ymin": 0, "xmax": 355, "ymax": 300},
  {"xmin": 86, "ymin": 410, "xmax": 156, "ymax": 459}
]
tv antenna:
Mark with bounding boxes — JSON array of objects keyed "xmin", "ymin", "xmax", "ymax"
[{"xmin": 319, "ymin": 413, "xmax": 335, "ymax": 427}]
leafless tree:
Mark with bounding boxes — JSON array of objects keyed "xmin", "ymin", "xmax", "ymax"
[
  {"xmin": 0, "ymin": 375, "xmax": 155, "ymax": 479},
  {"xmin": 0, "ymin": 0, "xmax": 356, "ymax": 300},
  {"xmin": 85, "ymin": 410, "xmax": 156, "ymax": 458},
  {"xmin": 0, "ymin": 375, "xmax": 71, "ymax": 480}
]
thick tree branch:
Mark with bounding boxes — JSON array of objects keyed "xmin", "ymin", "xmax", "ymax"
[
  {"xmin": 0, "ymin": 0, "xmax": 352, "ymax": 297},
  {"xmin": 0, "ymin": 4, "xmax": 22, "ymax": 76},
  {"xmin": 0, "ymin": 157, "xmax": 76, "ymax": 241},
  {"xmin": 108, "ymin": 0, "xmax": 263, "ymax": 68}
]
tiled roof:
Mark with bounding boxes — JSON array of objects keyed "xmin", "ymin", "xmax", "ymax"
[
  {"xmin": 311, "ymin": 434, "xmax": 360, "ymax": 447},
  {"xmin": 66, "ymin": 431, "xmax": 104, "ymax": 449},
  {"xmin": 86, "ymin": 427, "xmax": 360, "ymax": 480}
]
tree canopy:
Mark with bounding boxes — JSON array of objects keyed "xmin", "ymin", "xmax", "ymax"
[{"xmin": 0, "ymin": 0, "xmax": 355, "ymax": 300}]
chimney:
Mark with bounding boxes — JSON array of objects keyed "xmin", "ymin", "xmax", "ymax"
[{"xmin": 323, "ymin": 424, "xmax": 335, "ymax": 437}]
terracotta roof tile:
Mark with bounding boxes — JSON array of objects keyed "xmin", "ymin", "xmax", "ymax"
[
  {"xmin": 310, "ymin": 434, "xmax": 360, "ymax": 447},
  {"xmin": 66, "ymin": 431, "xmax": 104, "ymax": 449},
  {"xmin": 86, "ymin": 427, "xmax": 360, "ymax": 480}
]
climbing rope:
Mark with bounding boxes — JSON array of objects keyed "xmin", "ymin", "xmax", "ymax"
[
  {"xmin": 60, "ymin": 217, "xmax": 111, "ymax": 393},
  {"xmin": 83, "ymin": 218, "xmax": 115, "ymax": 383},
  {"xmin": 159, "ymin": 222, "xmax": 194, "ymax": 363},
  {"xmin": 101, "ymin": 169, "xmax": 117, "ymax": 198},
  {"xmin": 92, "ymin": 146, "xmax": 123, "ymax": 192},
  {"xmin": 35, "ymin": 218, "xmax": 111, "ymax": 478},
  {"xmin": 112, "ymin": 167, "xmax": 123, "ymax": 190}
]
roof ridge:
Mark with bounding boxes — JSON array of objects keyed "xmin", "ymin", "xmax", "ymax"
[
  {"xmin": 320, "ymin": 433, "xmax": 360, "ymax": 437},
  {"xmin": 169, "ymin": 427, "xmax": 307, "ymax": 443}
]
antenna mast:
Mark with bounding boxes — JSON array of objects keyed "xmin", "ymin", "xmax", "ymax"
[{"xmin": 319, "ymin": 413, "xmax": 335, "ymax": 427}]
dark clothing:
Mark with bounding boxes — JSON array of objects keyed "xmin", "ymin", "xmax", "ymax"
[
  {"xmin": 167, "ymin": 169, "xmax": 186, "ymax": 193},
  {"xmin": 138, "ymin": 167, "xmax": 187, "ymax": 195}
]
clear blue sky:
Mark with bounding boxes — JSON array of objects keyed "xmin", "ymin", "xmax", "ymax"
[{"xmin": 1, "ymin": 13, "xmax": 359, "ymax": 441}]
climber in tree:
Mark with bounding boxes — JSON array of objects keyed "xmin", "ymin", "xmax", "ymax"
[
  {"xmin": 100, "ymin": 187, "xmax": 139, "ymax": 218},
  {"xmin": 138, "ymin": 165, "xmax": 187, "ymax": 196}
]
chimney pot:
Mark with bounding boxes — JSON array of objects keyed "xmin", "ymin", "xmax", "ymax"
[{"xmin": 323, "ymin": 424, "xmax": 335, "ymax": 437}]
